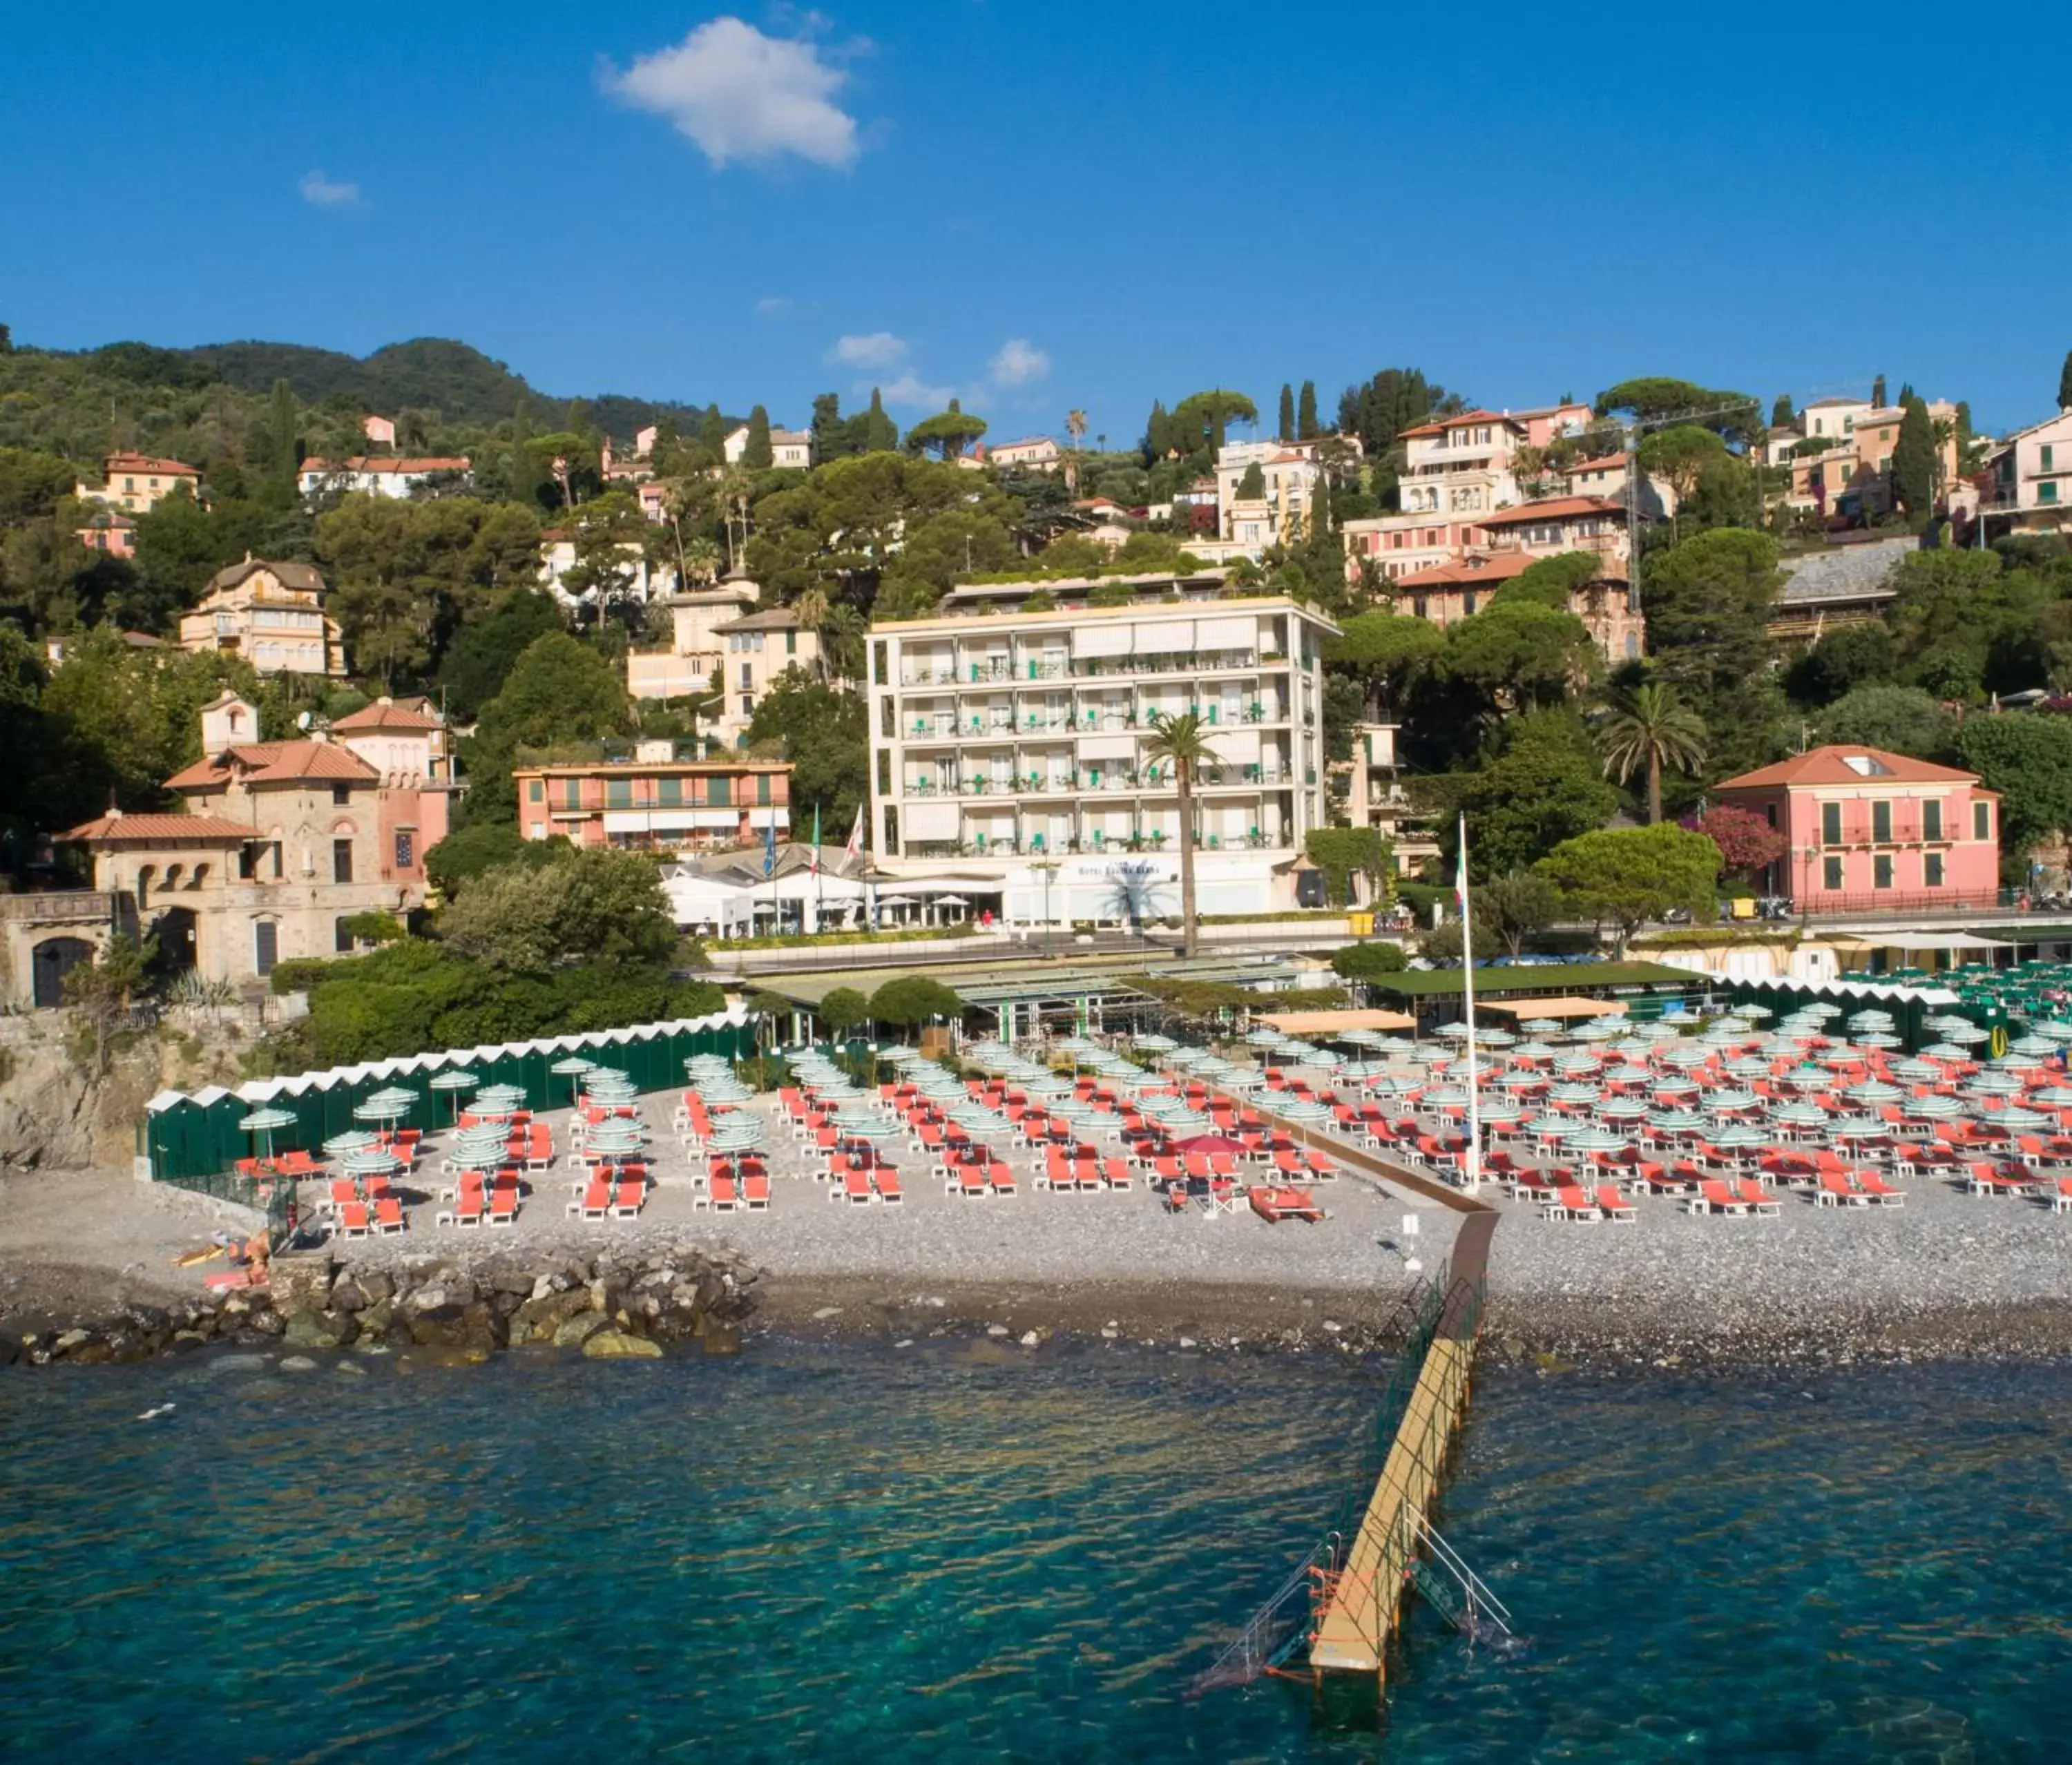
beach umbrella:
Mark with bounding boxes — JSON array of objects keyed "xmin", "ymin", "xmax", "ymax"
[
  {"xmin": 1608, "ymin": 1036, "xmax": 1656, "ymax": 1059},
  {"xmin": 1651, "ymin": 1076, "xmax": 1700, "ymax": 1097},
  {"xmin": 1967, "ymin": 1070, "xmax": 2024, "ymax": 1095},
  {"xmin": 1476, "ymin": 1099, "xmax": 1524, "ymax": 1124},
  {"xmin": 1770, "ymin": 1100, "xmax": 1830, "ymax": 1128},
  {"xmin": 709, "ymin": 1119, "xmax": 766, "ymax": 1148},
  {"xmin": 1134, "ymin": 1034, "xmax": 1178, "ymax": 1052},
  {"xmin": 1706, "ymin": 1088, "xmax": 1763, "ymax": 1112},
  {"xmin": 1736, "ymin": 1004, "xmax": 1773, "ymax": 1021},
  {"xmin": 1497, "ymin": 1070, "xmax": 1547, "ymax": 1092},
  {"xmin": 1274, "ymin": 1097, "xmax": 1332, "ymax": 1122},
  {"xmin": 1847, "ymin": 1010, "xmax": 1896, "ymax": 1032},
  {"xmin": 1245, "ymin": 1028, "xmax": 1289, "ymax": 1048},
  {"xmin": 447, "ymin": 1142, "xmax": 509, "ymax": 1173},
  {"xmin": 1828, "ymin": 1116, "xmax": 1889, "ymax": 1141},
  {"xmin": 1562, "ymin": 1126, "xmax": 1629, "ymax": 1153},
  {"xmin": 1544, "ymin": 1082, "xmax": 1600, "ymax": 1107},
  {"xmin": 428, "ymin": 1068, "xmax": 482, "ymax": 1122},
  {"xmin": 549, "ymin": 1055, "xmax": 595, "ymax": 1103},
  {"xmin": 1902, "ymin": 1094, "xmax": 1961, "ymax": 1119},
  {"xmin": 1656, "ymin": 1042, "xmax": 1713, "ymax": 1068},
  {"xmin": 1375, "ymin": 1037, "xmax": 1421, "ymax": 1057},
  {"xmin": 1648, "ymin": 1108, "xmax": 1706, "ymax": 1133},
  {"xmin": 2024, "ymin": 1085, "xmax": 2072, "ymax": 1107},
  {"xmin": 1725, "ymin": 1057, "xmax": 1772, "ymax": 1079},
  {"xmin": 1510, "ymin": 1040, "xmax": 1560, "ymax": 1060},
  {"xmin": 2008, "ymin": 1034, "xmax": 2060, "ymax": 1057},
  {"xmin": 1475, "ymin": 1027, "xmax": 1517, "ymax": 1048},
  {"xmin": 238, "ymin": 1106, "xmax": 298, "ymax": 1161},
  {"xmin": 950, "ymin": 1101, "xmax": 1001, "ymax": 1132},
  {"xmin": 1941, "ymin": 1023, "xmax": 1991, "ymax": 1045},
  {"xmin": 1336, "ymin": 1029, "xmax": 1386, "ymax": 1050},
  {"xmin": 1919, "ymin": 1042, "xmax": 1975, "ymax": 1062},
  {"xmin": 1709, "ymin": 1123, "xmax": 1771, "ymax": 1149},
  {"xmin": 1419, "ymin": 1086, "xmax": 1472, "ymax": 1108},
  {"xmin": 1524, "ymin": 1113, "xmax": 1573, "ymax": 1138},
  {"xmin": 353, "ymin": 1095, "xmax": 412, "ymax": 1125},
  {"xmin": 1595, "ymin": 1097, "xmax": 1650, "ymax": 1121},
  {"xmin": 1841, "ymin": 1079, "xmax": 1904, "ymax": 1106},
  {"xmin": 1218, "ymin": 1070, "xmax": 1268, "ymax": 1093},
  {"xmin": 1569, "ymin": 1021, "xmax": 1622, "ymax": 1042},
  {"xmin": 340, "ymin": 1147, "xmax": 400, "ymax": 1176},
  {"xmin": 324, "ymin": 1130, "xmax": 380, "ymax": 1157},
  {"xmin": 1552, "ymin": 1052, "xmax": 1602, "ymax": 1075},
  {"xmin": 1991, "ymin": 1104, "xmax": 2050, "ymax": 1130},
  {"xmin": 1433, "ymin": 1021, "xmax": 1473, "ymax": 1039}
]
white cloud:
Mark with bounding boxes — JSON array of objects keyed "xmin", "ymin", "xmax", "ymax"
[
  {"xmin": 829, "ymin": 331, "xmax": 908, "ymax": 369},
  {"xmin": 298, "ymin": 170, "xmax": 363, "ymax": 209},
  {"xmin": 755, "ymin": 295, "xmax": 794, "ymax": 316},
  {"xmin": 604, "ymin": 17, "xmax": 862, "ymax": 171},
  {"xmin": 878, "ymin": 370, "xmax": 957, "ymax": 409},
  {"xmin": 988, "ymin": 338, "xmax": 1050, "ymax": 387}
]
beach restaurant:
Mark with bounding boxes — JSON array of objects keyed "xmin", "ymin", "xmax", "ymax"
[{"xmin": 1359, "ymin": 961, "xmax": 1711, "ymax": 1033}]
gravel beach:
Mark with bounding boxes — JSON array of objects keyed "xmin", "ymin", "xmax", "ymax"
[{"xmin": 8, "ymin": 1086, "xmax": 2071, "ymax": 1364}]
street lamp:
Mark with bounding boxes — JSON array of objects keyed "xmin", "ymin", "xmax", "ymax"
[{"xmin": 1030, "ymin": 857, "xmax": 1059, "ymax": 956}]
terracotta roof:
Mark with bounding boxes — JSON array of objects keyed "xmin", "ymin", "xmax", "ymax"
[
  {"xmin": 1715, "ymin": 745, "xmax": 1982, "ymax": 791},
  {"xmin": 202, "ymin": 558, "xmax": 327, "ymax": 598},
  {"xmin": 1565, "ymin": 453, "xmax": 1629, "ymax": 474},
  {"xmin": 1393, "ymin": 552, "xmax": 1543, "ymax": 588},
  {"xmin": 102, "ymin": 452, "xmax": 199, "ymax": 477},
  {"xmin": 63, "ymin": 812, "xmax": 251, "ymax": 843},
  {"xmin": 1478, "ymin": 495, "xmax": 1628, "ymax": 527},
  {"xmin": 299, "ymin": 456, "xmax": 472, "ymax": 475},
  {"xmin": 166, "ymin": 740, "xmax": 381, "ymax": 791},
  {"xmin": 1398, "ymin": 409, "xmax": 1526, "ymax": 439},
  {"xmin": 330, "ymin": 698, "xmax": 440, "ymax": 732}
]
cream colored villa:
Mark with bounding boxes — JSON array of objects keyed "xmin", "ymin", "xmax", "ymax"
[{"xmin": 865, "ymin": 575, "xmax": 1339, "ymax": 922}]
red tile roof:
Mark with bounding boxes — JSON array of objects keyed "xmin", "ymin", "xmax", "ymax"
[
  {"xmin": 1565, "ymin": 453, "xmax": 1629, "ymax": 474},
  {"xmin": 329, "ymin": 699, "xmax": 439, "ymax": 732},
  {"xmin": 62, "ymin": 812, "xmax": 251, "ymax": 843},
  {"xmin": 166, "ymin": 740, "xmax": 381, "ymax": 791},
  {"xmin": 1392, "ymin": 552, "xmax": 1542, "ymax": 588},
  {"xmin": 1397, "ymin": 409, "xmax": 1526, "ymax": 440},
  {"xmin": 102, "ymin": 452, "xmax": 200, "ymax": 478},
  {"xmin": 299, "ymin": 456, "xmax": 472, "ymax": 475},
  {"xmin": 1715, "ymin": 745, "xmax": 1983, "ymax": 791},
  {"xmin": 1479, "ymin": 495, "xmax": 1628, "ymax": 527}
]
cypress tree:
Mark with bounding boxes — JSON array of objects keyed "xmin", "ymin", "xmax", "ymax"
[
  {"xmin": 698, "ymin": 403, "xmax": 727, "ymax": 455},
  {"xmin": 1143, "ymin": 399, "xmax": 1171, "ymax": 463},
  {"xmin": 744, "ymin": 405, "xmax": 774, "ymax": 470},
  {"xmin": 2059, "ymin": 351, "xmax": 2072, "ymax": 412},
  {"xmin": 1890, "ymin": 396, "xmax": 1935, "ymax": 514},
  {"xmin": 1871, "ymin": 374, "xmax": 1887, "ymax": 409},
  {"xmin": 1297, "ymin": 380, "xmax": 1318, "ymax": 439},
  {"xmin": 811, "ymin": 392, "xmax": 845, "ymax": 461},
  {"xmin": 266, "ymin": 377, "xmax": 298, "ymax": 480},
  {"xmin": 862, "ymin": 388, "xmax": 898, "ymax": 452},
  {"xmin": 1770, "ymin": 393, "xmax": 1794, "ymax": 430},
  {"xmin": 1277, "ymin": 383, "xmax": 1294, "ymax": 442}
]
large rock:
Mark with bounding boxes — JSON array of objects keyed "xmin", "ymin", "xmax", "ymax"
[
  {"xmin": 510, "ymin": 1291, "xmax": 593, "ymax": 1345},
  {"xmin": 268, "ymin": 1253, "xmax": 335, "ymax": 1315},
  {"xmin": 582, "ymin": 1329, "xmax": 663, "ymax": 1360},
  {"xmin": 553, "ymin": 1313, "xmax": 611, "ymax": 1349},
  {"xmin": 282, "ymin": 1310, "xmax": 346, "ymax": 1351}
]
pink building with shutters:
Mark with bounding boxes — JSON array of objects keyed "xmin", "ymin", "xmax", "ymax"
[{"xmin": 1712, "ymin": 745, "xmax": 2001, "ymax": 915}]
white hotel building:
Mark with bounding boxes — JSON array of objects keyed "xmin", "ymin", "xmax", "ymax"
[{"xmin": 865, "ymin": 576, "xmax": 1339, "ymax": 924}]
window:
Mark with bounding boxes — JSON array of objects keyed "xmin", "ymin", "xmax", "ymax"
[
  {"xmin": 332, "ymin": 784, "xmax": 351, "ymax": 806},
  {"xmin": 605, "ymin": 778, "xmax": 633, "ymax": 809},
  {"xmin": 1975, "ymin": 800, "xmax": 1991, "ymax": 840},
  {"xmin": 658, "ymin": 778, "xmax": 683, "ymax": 807},
  {"xmin": 1872, "ymin": 800, "xmax": 1892, "ymax": 843},
  {"xmin": 757, "ymin": 773, "xmax": 772, "ymax": 806},
  {"xmin": 528, "ymin": 779, "xmax": 544, "ymax": 803},
  {"xmin": 1763, "ymin": 803, "xmax": 1777, "ymax": 827},
  {"xmin": 873, "ymin": 640, "xmax": 888, "ymax": 686},
  {"xmin": 2044, "ymin": 444, "xmax": 2056, "ymax": 471},
  {"xmin": 1873, "ymin": 854, "xmax": 1893, "ymax": 889},
  {"xmin": 877, "ymin": 751, "xmax": 891, "ymax": 793},
  {"xmin": 564, "ymin": 780, "xmax": 581, "ymax": 810},
  {"xmin": 707, "ymin": 775, "xmax": 731, "ymax": 807},
  {"xmin": 253, "ymin": 920, "xmax": 278, "ymax": 976},
  {"xmin": 1923, "ymin": 800, "xmax": 1942, "ymax": 841},
  {"xmin": 1821, "ymin": 802, "xmax": 1843, "ymax": 847},
  {"xmin": 738, "ymin": 694, "xmax": 754, "ymax": 717},
  {"xmin": 1412, "ymin": 596, "xmax": 1429, "ymax": 619},
  {"xmin": 1461, "ymin": 592, "xmax": 1478, "ymax": 617},
  {"xmin": 1823, "ymin": 856, "xmax": 1843, "ymax": 891},
  {"xmin": 2042, "ymin": 483, "xmax": 2061, "ymax": 506},
  {"xmin": 336, "ymin": 916, "xmax": 357, "ymax": 953},
  {"xmin": 785, "ymin": 630, "xmax": 797, "ymax": 656},
  {"xmin": 1926, "ymin": 853, "xmax": 1944, "ymax": 887},
  {"xmin": 332, "ymin": 838, "xmax": 354, "ymax": 884},
  {"xmin": 394, "ymin": 829, "xmax": 414, "ymax": 869}
]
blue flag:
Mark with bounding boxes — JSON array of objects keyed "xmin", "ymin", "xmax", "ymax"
[{"xmin": 763, "ymin": 810, "xmax": 776, "ymax": 877}]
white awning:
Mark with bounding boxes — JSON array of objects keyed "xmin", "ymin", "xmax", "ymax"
[
  {"xmin": 903, "ymin": 800, "xmax": 960, "ymax": 840},
  {"xmin": 1208, "ymin": 727, "xmax": 1260, "ymax": 763},
  {"xmin": 1073, "ymin": 624, "xmax": 1133, "ymax": 659},
  {"xmin": 1077, "ymin": 733, "xmax": 1137, "ymax": 760},
  {"xmin": 1134, "ymin": 620, "xmax": 1192, "ymax": 653},
  {"xmin": 691, "ymin": 809, "xmax": 744, "ymax": 828},
  {"xmin": 601, "ymin": 810, "xmax": 649, "ymax": 832},
  {"xmin": 1194, "ymin": 614, "xmax": 1256, "ymax": 650}
]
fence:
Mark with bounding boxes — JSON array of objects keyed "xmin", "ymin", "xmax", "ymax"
[{"xmin": 144, "ymin": 1007, "xmax": 753, "ymax": 1184}]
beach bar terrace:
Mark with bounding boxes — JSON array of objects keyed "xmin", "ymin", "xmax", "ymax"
[{"xmin": 1362, "ymin": 961, "xmax": 1710, "ymax": 1030}]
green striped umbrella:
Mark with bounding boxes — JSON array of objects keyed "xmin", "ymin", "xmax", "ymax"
[{"xmin": 238, "ymin": 1106, "xmax": 297, "ymax": 1161}]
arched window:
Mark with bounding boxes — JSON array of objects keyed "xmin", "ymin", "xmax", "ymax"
[{"xmin": 135, "ymin": 864, "xmax": 155, "ymax": 909}]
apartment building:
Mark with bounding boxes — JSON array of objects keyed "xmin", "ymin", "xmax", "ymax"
[
  {"xmin": 1213, "ymin": 437, "xmax": 1325, "ymax": 546},
  {"xmin": 1713, "ymin": 745, "xmax": 2000, "ymax": 914},
  {"xmin": 1774, "ymin": 398, "xmax": 1961, "ymax": 514},
  {"xmin": 515, "ymin": 747, "xmax": 791, "ymax": 852},
  {"xmin": 722, "ymin": 425, "xmax": 813, "ymax": 469},
  {"xmin": 177, "ymin": 559, "xmax": 345, "ymax": 677},
  {"xmin": 76, "ymin": 452, "xmax": 200, "ymax": 514},
  {"xmin": 1334, "ymin": 722, "xmax": 1439, "ymax": 876},
  {"xmin": 1386, "ymin": 550, "xmax": 1642, "ymax": 662},
  {"xmin": 988, "ymin": 436, "xmax": 1063, "ymax": 471},
  {"xmin": 1338, "ymin": 410, "xmax": 1528, "ymax": 585},
  {"xmin": 865, "ymin": 576, "xmax": 1339, "ymax": 921},
  {"xmin": 1984, "ymin": 409, "xmax": 2072, "ymax": 534}
]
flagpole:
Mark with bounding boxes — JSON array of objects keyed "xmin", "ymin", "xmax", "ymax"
[
  {"xmin": 1457, "ymin": 812, "xmax": 1484, "ymax": 1189},
  {"xmin": 812, "ymin": 803, "xmax": 823, "ymax": 933}
]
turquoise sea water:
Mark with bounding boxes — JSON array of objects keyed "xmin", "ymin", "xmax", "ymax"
[{"xmin": 0, "ymin": 1342, "xmax": 2065, "ymax": 1763}]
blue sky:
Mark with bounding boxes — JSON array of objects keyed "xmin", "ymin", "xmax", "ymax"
[{"xmin": 3, "ymin": 3, "xmax": 2066, "ymax": 440}]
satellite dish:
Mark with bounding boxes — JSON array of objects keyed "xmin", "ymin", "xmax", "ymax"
[{"xmin": 296, "ymin": 711, "xmax": 312, "ymax": 730}]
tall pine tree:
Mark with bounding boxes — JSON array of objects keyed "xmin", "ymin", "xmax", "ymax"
[
  {"xmin": 1890, "ymin": 396, "xmax": 1935, "ymax": 514},
  {"xmin": 858, "ymin": 389, "xmax": 899, "ymax": 453},
  {"xmin": 1277, "ymin": 384, "xmax": 1295, "ymax": 442},
  {"xmin": 2059, "ymin": 350, "xmax": 2072, "ymax": 412},
  {"xmin": 698, "ymin": 404, "xmax": 727, "ymax": 455},
  {"xmin": 811, "ymin": 392, "xmax": 846, "ymax": 461},
  {"xmin": 1297, "ymin": 380, "xmax": 1318, "ymax": 439}
]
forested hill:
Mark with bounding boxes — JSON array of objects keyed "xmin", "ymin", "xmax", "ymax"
[{"xmin": 8, "ymin": 334, "xmax": 713, "ymax": 436}]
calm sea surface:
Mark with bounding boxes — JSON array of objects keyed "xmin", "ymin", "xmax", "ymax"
[{"xmin": 0, "ymin": 1340, "xmax": 2065, "ymax": 1763}]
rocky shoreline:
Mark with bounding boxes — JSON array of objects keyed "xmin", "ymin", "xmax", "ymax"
[
  {"xmin": 0, "ymin": 1241, "xmax": 762, "ymax": 1368},
  {"xmin": 5, "ymin": 1251, "xmax": 2070, "ymax": 1371}
]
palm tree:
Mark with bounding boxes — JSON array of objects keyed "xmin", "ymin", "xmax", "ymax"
[
  {"xmin": 680, "ymin": 536, "xmax": 722, "ymax": 586},
  {"xmin": 1065, "ymin": 408, "xmax": 1087, "ymax": 492},
  {"xmin": 794, "ymin": 586, "xmax": 831, "ymax": 679},
  {"xmin": 1598, "ymin": 682, "xmax": 1708, "ymax": 823},
  {"xmin": 1143, "ymin": 711, "xmax": 1214, "ymax": 958}
]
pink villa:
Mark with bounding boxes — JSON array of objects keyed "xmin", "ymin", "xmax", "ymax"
[{"xmin": 1712, "ymin": 745, "xmax": 2001, "ymax": 914}]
